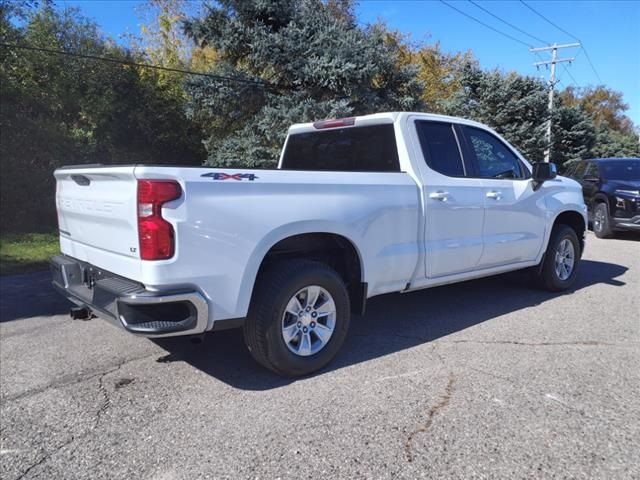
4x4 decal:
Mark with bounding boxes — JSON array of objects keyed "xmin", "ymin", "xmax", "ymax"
[{"xmin": 201, "ymin": 172, "xmax": 259, "ymax": 181}]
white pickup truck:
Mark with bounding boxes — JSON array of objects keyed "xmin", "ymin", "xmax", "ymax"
[{"xmin": 52, "ymin": 112, "xmax": 587, "ymax": 376}]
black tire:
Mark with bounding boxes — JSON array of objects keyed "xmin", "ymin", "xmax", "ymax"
[
  {"xmin": 243, "ymin": 260, "xmax": 350, "ymax": 377},
  {"xmin": 593, "ymin": 202, "xmax": 614, "ymax": 238},
  {"xmin": 536, "ymin": 224, "xmax": 581, "ymax": 292}
]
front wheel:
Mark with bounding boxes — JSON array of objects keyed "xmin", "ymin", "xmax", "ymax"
[
  {"xmin": 593, "ymin": 202, "xmax": 614, "ymax": 238},
  {"xmin": 535, "ymin": 224, "xmax": 581, "ymax": 292},
  {"xmin": 244, "ymin": 260, "xmax": 350, "ymax": 377}
]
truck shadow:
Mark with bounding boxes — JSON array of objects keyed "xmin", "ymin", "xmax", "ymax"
[
  {"xmin": 152, "ymin": 258, "xmax": 628, "ymax": 390},
  {"xmin": 0, "ymin": 271, "xmax": 72, "ymax": 322},
  {"xmin": 612, "ymin": 232, "xmax": 640, "ymax": 242}
]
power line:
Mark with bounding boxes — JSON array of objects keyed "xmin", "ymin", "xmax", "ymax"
[
  {"xmin": 519, "ymin": 0, "xmax": 602, "ymax": 82},
  {"xmin": 557, "ymin": 47, "xmax": 582, "ymax": 88},
  {"xmin": 0, "ymin": 42, "xmax": 276, "ymax": 90},
  {"xmin": 467, "ymin": 0, "xmax": 550, "ymax": 45},
  {"xmin": 580, "ymin": 49, "xmax": 602, "ymax": 83},
  {"xmin": 573, "ymin": 47, "xmax": 584, "ymax": 62},
  {"xmin": 560, "ymin": 63, "xmax": 579, "ymax": 88},
  {"xmin": 440, "ymin": 0, "xmax": 580, "ymax": 107},
  {"xmin": 519, "ymin": 0, "xmax": 578, "ymax": 41},
  {"xmin": 438, "ymin": 0, "xmax": 532, "ymax": 48}
]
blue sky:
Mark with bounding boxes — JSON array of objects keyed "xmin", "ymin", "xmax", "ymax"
[{"xmin": 61, "ymin": 0, "xmax": 640, "ymax": 123}]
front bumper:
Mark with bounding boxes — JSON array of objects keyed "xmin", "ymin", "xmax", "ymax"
[
  {"xmin": 612, "ymin": 215, "xmax": 640, "ymax": 231},
  {"xmin": 51, "ymin": 255, "xmax": 209, "ymax": 337}
]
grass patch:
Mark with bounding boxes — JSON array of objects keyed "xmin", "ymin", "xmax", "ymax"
[{"xmin": 0, "ymin": 233, "xmax": 59, "ymax": 276}]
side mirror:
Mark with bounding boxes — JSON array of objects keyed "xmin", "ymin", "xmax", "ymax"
[{"xmin": 532, "ymin": 162, "xmax": 557, "ymax": 190}]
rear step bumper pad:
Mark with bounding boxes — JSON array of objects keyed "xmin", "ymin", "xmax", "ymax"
[{"xmin": 51, "ymin": 254, "xmax": 209, "ymax": 338}]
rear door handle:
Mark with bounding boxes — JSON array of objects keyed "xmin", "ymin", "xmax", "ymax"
[
  {"xmin": 429, "ymin": 191, "xmax": 450, "ymax": 201},
  {"xmin": 486, "ymin": 190, "xmax": 502, "ymax": 200}
]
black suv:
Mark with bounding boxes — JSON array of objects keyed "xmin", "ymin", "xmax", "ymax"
[{"xmin": 565, "ymin": 158, "xmax": 640, "ymax": 238}]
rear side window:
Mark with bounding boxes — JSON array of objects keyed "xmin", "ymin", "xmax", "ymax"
[
  {"xmin": 281, "ymin": 125, "xmax": 400, "ymax": 172},
  {"xmin": 572, "ymin": 162, "xmax": 588, "ymax": 178},
  {"xmin": 584, "ymin": 162, "xmax": 599, "ymax": 178},
  {"xmin": 415, "ymin": 121, "xmax": 465, "ymax": 177},
  {"xmin": 563, "ymin": 161, "xmax": 579, "ymax": 176},
  {"xmin": 599, "ymin": 160, "xmax": 640, "ymax": 180}
]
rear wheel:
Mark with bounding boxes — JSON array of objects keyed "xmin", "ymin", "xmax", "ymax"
[
  {"xmin": 244, "ymin": 260, "xmax": 350, "ymax": 377},
  {"xmin": 535, "ymin": 224, "xmax": 580, "ymax": 292},
  {"xmin": 593, "ymin": 202, "xmax": 614, "ymax": 238}
]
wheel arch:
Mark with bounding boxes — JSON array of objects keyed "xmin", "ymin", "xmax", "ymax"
[
  {"xmin": 552, "ymin": 210, "xmax": 587, "ymax": 257},
  {"xmin": 593, "ymin": 192, "xmax": 611, "ymax": 213},
  {"xmin": 238, "ymin": 224, "xmax": 367, "ymax": 317}
]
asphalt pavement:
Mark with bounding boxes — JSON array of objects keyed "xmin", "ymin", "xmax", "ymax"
[{"xmin": 1, "ymin": 232, "xmax": 639, "ymax": 479}]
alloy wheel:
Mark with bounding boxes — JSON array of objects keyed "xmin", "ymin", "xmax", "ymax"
[
  {"xmin": 281, "ymin": 285, "xmax": 336, "ymax": 356},
  {"xmin": 554, "ymin": 238, "xmax": 575, "ymax": 281}
]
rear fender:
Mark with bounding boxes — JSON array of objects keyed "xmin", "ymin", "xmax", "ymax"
[{"xmin": 235, "ymin": 221, "xmax": 365, "ymax": 318}]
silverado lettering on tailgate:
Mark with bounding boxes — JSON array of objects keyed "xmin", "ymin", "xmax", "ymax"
[{"xmin": 57, "ymin": 196, "xmax": 124, "ymax": 214}]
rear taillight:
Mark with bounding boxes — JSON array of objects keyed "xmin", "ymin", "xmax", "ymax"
[{"xmin": 137, "ymin": 180, "xmax": 181, "ymax": 260}]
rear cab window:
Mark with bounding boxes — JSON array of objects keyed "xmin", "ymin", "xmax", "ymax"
[{"xmin": 280, "ymin": 124, "xmax": 400, "ymax": 172}]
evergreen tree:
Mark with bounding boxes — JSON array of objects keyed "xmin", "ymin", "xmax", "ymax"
[
  {"xmin": 551, "ymin": 103, "xmax": 597, "ymax": 164},
  {"xmin": 183, "ymin": 0, "xmax": 425, "ymax": 167},
  {"xmin": 559, "ymin": 85, "xmax": 639, "ymax": 158},
  {"xmin": 442, "ymin": 65, "xmax": 597, "ymax": 166},
  {"xmin": 592, "ymin": 127, "xmax": 640, "ymax": 158}
]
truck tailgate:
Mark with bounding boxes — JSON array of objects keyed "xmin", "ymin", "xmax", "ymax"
[{"xmin": 54, "ymin": 166, "xmax": 139, "ymax": 260}]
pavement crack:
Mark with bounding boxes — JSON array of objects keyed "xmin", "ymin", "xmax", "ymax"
[
  {"xmin": 15, "ymin": 434, "xmax": 76, "ymax": 480},
  {"xmin": 2, "ymin": 352, "xmax": 156, "ymax": 404},
  {"xmin": 404, "ymin": 372, "xmax": 456, "ymax": 463},
  {"xmin": 351, "ymin": 332, "xmax": 620, "ymax": 349},
  {"xmin": 94, "ymin": 370, "xmax": 114, "ymax": 428},
  {"xmin": 13, "ymin": 356, "xmax": 134, "ymax": 479},
  {"xmin": 440, "ymin": 339, "xmax": 616, "ymax": 347},
  {"xmin": 92, "ymin": 354, "xmax": 137, "ymax": 427}
]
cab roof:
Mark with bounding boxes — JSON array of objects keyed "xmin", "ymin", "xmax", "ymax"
[{"xmin": 287, "ymin": 112, "xmax": 490, "ymax": 135}]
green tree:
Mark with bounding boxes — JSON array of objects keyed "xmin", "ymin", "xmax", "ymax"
[
  {"xmin": 398, "ymin": 41, "xmax": 475, "ymax": 112},
  {"xmin": 559, "ymin": 85, "xmax": 639, "ymax": 158},
  {"xmin": 551, "ymin": 102, "xmax": 597, "ymax": 164},
  {"xmin": 592, "ymin": 128, "xmax": 640, "ymax": 158},
  {"xmin": 0, "ymin": 0, "xmax": 49, "ymax": 20},
  {"xmin": 0, "ymin": 5, "xmax": 204, "ymax": 233},
  {"xmin": 134, "ymin": 0, "xmax": 219, "ymax": 101},
  {"xmin": 183, "ymin": 0, "xmax": 425, "ymax": 167},
  {"xmin": 442, "ymin": 65, "xmax": 596, "ymax": 166},
  {"xmin": 139, "ymin": 0, "xmax": 192, "ymax": 69}
]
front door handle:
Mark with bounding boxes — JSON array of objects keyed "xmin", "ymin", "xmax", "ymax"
[
  {"xmin": 429, "ymin": 190, "xmax": 450, "ymax": 201},
  {"xmin": 486, "ymin": 190, "xmax": 502, "ymax": 200}
]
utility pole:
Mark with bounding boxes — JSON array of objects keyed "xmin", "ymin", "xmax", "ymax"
[{"xmin": 531, "ymin": 42, "xmax": 580, "ymax": 162}]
